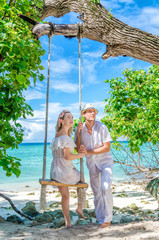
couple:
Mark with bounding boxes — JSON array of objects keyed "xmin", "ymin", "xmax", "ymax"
[{"xmin": 49, "ymin": 104, "xmax": 113, "ymax": 228}]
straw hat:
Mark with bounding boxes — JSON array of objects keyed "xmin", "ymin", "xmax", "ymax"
[{"xmin": 81, "ymin": 103, "xmax": 98, "ymax": 114}]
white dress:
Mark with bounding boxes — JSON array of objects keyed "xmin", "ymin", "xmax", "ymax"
[{"xmin": 50, "ymin": 135, "xmax": 80, "ymax": 184}]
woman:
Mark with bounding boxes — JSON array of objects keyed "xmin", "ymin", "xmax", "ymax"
[{"xmin": 50, "ymin": 110, "xmax": 85, "ymax": 227}]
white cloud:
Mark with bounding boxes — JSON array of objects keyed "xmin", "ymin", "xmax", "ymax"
[
  {"xmin": 50, "ymin": 59, "xmax": 74, "ymax": 74},
  {"xmin": 101, "ymin": 0, "xmax": 120, "ymax": 9},
  {"xmin": 51, "ymin": 80, "xmax": 79, "ymax": 93},
  {"xmin": 44, "ymin": 16, "xmax": 63, "ymax": 24},
  {"xmin": 139, "ymin": 7, "xmax": 159, "ymax": 26},
  {"xmin": 47, "ymin": 102, "xmax": 65, "ymax": 114},
  {"xmin": 41, "ymin": 58, "xmax": 75, "ymax": 76},
  {"xmin": 41, "ymin": 38, "xmax": 63, "ymax": 52},
  {"xmin": 83, "ymin": 46, "xmax": 105, "ymax": 58},
  {"xmin": 82, "ymin": 58, "xmax": 99, "ymax": 84},
  {"xmin": 115, "ymin": 6, "xmax": 159, "ymax": 35},
  {"xmin": 101, "ymin": 0, "xmax": 134, "ymax": 9},
  {"xmin": 68, "ymin": 12, "xmax": 79, "ymax": 23},
  {"xmin": 111, "ymin": 58, "xmax": 135, "ymax": 73},
  {"xmin": 21, "ymin": 102, "xmax": 63, "ymax": 142},
  {"xmin": 24, "ymin": 89, "xmax": 46, "ymax": 101},
  {"xmin": 118, "ymin": 0, "xmax": 134, "ymax": 4},
  {"xmin": 21, "ymin": 101, "xmax": 107, "ymax": 142}
]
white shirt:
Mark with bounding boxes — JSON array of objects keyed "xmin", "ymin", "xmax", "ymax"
[{"xmin": 74, "ymin": 121, "xmax": 113, "ymax": 171}]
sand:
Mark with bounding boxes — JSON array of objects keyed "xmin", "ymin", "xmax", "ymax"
[{"xmin": 0, "ymin": 181, "xmax": 159, "ymax": 240}]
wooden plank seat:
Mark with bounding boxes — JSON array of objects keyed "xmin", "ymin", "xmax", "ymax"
[{"xmin": 39, "ymin": 179, "xmax": 88, "ymax": 188}]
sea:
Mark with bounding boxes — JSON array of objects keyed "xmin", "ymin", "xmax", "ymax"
[{"xmin": 0, "ymin": 142, "xmax": 158, "ymax": 191}]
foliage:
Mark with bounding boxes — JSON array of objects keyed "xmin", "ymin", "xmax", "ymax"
[
  {"xmin": 73, "ymin": 117, "xmax": 85, "ymax": 154},
  {"xmin": 73, "ymin": 116, "xmax": 85, "ymax": 132},
  {"xmin": 146, "ymin": 177, "xmax": 159, "ymax": 199},
  {"xmin": 101, "ymin": 65, "xmax": 159, "ymax": 153},
  {"xmin": 0, "ymin": 0, "xmax": 45, "ymax": 177},
  {"xmin": 91, "ymin": 0, "xmax": 100, "ymax": 4}
]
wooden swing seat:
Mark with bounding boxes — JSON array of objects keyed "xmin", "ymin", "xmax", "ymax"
[{"xmin": 39, "ymin": 178, "xmax": 88, "ymax": 188}]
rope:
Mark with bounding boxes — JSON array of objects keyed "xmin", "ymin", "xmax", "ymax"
[
  {"xmin": 77, "ymin": 22, "xmax": 84, "ymax": 183},
  {"xmin": 77, "ymin": 23, "xmax": 82, "ymax": 121},
  {"xmin": 42, "ymin": 23, "xmax": 54, "ymax": 180}
]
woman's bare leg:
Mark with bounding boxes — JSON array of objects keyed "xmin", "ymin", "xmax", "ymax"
[
  {"xmin": 76, "ymin": 188, "xmax": 85, "ymax": 219},
  {"xmin": 58, "ymin": 186, "xmax": 71, "ymax": 227}
]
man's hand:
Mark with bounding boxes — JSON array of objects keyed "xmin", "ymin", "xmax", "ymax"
[{"xmin": 78, "ymin": 144, "xmax": 88, "ymax": 155}]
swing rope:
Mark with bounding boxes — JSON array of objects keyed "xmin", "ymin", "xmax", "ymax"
[
  {"xmin": 77, "ymin": 22, "xmax": 84, "ymax": 183},
  {"xmin": 40, "ymin": 22, "xmax": 87, "ymax": 210},
  {"xmin": 40, "ymin": 22, "xmax": 87, "ymax": 187},
  {"xmin": 42, "ymin": 23, "xmax": 54, "ymax": 180}
]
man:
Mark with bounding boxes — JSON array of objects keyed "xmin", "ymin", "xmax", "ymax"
[{"xmin": 74, "ymin": 103, "xmax": 113, "ymax": 228}]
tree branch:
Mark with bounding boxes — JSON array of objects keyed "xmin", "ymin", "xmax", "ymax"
[
  {"xmin": 0, "ymin": 193, "xmax": 33, "ymax": 221},
  {"xmin": 32, "ymin": 0, "xmax": 159, "ymax": 65}
]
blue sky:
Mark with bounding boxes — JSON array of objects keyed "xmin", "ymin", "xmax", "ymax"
[{"xmin": 21, "ymin": 0, "xmax": 159, "ymax": 143}]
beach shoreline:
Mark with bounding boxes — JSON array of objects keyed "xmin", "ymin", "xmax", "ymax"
[
  {"xmin": 0, "ymin": 180, "xmax": 159, "ymax": 239},
  {"xmin": 0, "ymin": 180, "xmax": 158, "ymax": 216}
]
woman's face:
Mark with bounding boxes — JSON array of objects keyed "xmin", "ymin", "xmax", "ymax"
[{"xmin": 63, "ymin": 112, "xmax": 74, "ymax": 128}]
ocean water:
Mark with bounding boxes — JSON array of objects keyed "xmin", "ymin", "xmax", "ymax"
[{"xmin": 0, "ymin": 142, "xmax": 158, "ymax": 191}]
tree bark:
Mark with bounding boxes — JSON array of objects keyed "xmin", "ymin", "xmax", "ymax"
[{"xmin": 32, "ymin": 0, "xmax": 159, "ymax": 65}]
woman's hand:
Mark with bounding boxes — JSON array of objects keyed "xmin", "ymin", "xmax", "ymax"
[
  {"xmin": 77, "ymin": 122, "xmax": 83, "ymax": 134},
  {"xmin": 78, "ymin": 144, "xmax": 88, "ymax": 155},
  {"xmin": 64, "ymin": 147, "xmax": 85, "ymax": 160}
]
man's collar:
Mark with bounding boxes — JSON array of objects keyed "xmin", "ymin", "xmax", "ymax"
[
  {"xmin": 84, "ymin": 121, "xmax": 96, "ymax": 130},
  {"xmin": 92, "ymin": 121, "xmax": 96, "ymax": 130}
]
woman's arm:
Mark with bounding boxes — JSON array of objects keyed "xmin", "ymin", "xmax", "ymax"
[
  {"xmin": 75, "ymin": 122, "xmax": 83, "ymax": 151},
  {"xmin": 78, "ymin": 142, "xmax": 110, "ymax": 155},
  {"xmin": 63, "ymin": 147, "xmax": 85, "ymax": 160}
]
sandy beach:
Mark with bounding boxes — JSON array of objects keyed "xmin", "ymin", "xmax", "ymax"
[{"xmin": 0, "ymin": 181, "xmax": 159, "ymax": 240}]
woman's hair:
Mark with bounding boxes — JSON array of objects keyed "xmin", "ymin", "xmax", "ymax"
[{"xmin": 55, "ymin": 110, "xmax": 73, "ymax": 136}]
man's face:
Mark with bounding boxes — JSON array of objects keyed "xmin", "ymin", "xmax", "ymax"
[{"xmin": 83, "ymin": 109, "xmax": 96, "ymax": 121}]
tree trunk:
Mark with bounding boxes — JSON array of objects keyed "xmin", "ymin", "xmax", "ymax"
[{"xmin": 32, "ymin": 0, "xmax": 159, "ymax": 65}]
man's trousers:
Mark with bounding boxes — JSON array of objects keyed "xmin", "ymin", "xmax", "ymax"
[{"xmin": 89, "ymin": 164, "xmax": 113, "ymax": 224}]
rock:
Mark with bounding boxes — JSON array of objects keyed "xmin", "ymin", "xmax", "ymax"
[
  {"xmin": 136, "ymin": 210, "xmax": 145, "ymax": 216},
  {"xmin": 120, "ymin": 208, "xmax": 135, "ymax": 214},
  {"xmin": 75, "ymin": 218, "xmax": 92, "ymax": 225},
  {"xmin": 86, "ymin": 200, "xmax": 90, "ymax": 208},
  {"xmin": 0, "ymin": 216, "xmax": 5, "ymax": 222},
  {"xmin": 144, "ymin": 210, "xmax": 154, "ymax": 214},
  {"xmin": 126, "ymin": 203, "xmax": 139, "ymax": 211},
  {"xmin": 6, "ymin": 215, "xmax": 24, "ymax": 224},
  {"xmin": 52, "ymin": 218, "xmax": 65, "ymax": 228},
  {"xmin": 112, "ymin": 213, "xmax": 123, "ymax": 224},
  {"xmin": 27, "ymin": 192, "xmax": 35, "ymax": 195},
  {"xmin": 112, "ymin": 213, "xmax": 141, "ymax": 224},
  {"xmin": 31, "ymin": 220, "xmax": 38, "ymax": 226},
  {"xmin": 34, "ymin": 212, "xmax": 54, "ymax": 223},
  {"xmin": 69, "ymin": 210, "xmax": 78, "ymax": 220},
  {"xmin": 49, "ymin": 202, "xmax": 61, "ymax": 208},
  {"xmin": 21, "ymin": 201, "xmax": 39, "ymax": 217},
  {"xmin": 86, "ymin": 209, "xmax": 96, "ymax": 218},
  {"xmin": 51, "ymin": 210, "xmax": 64, "ymax": 219},
  {"xmin": 116, "ymin": 193, "xmax": 128, "ymax": 197},
  {"xmin": 55, "ymin": 193, "xmax": 61, "ymax": 198},
  {"xmin": 113, "ymin": 206, "xmax": 120, "ymax": 210},
  {"xmin": 83, "ymin": 209, "xmax": 90, "ymax": 218},
  {"xmin": 119, "ymin": 215, "xmax": 139, "ymax": 223}
]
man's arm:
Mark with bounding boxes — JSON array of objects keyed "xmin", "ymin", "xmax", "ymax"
[{"xmin": 79, "ymin": 142, "xmax": 110, "ymax": 155}]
